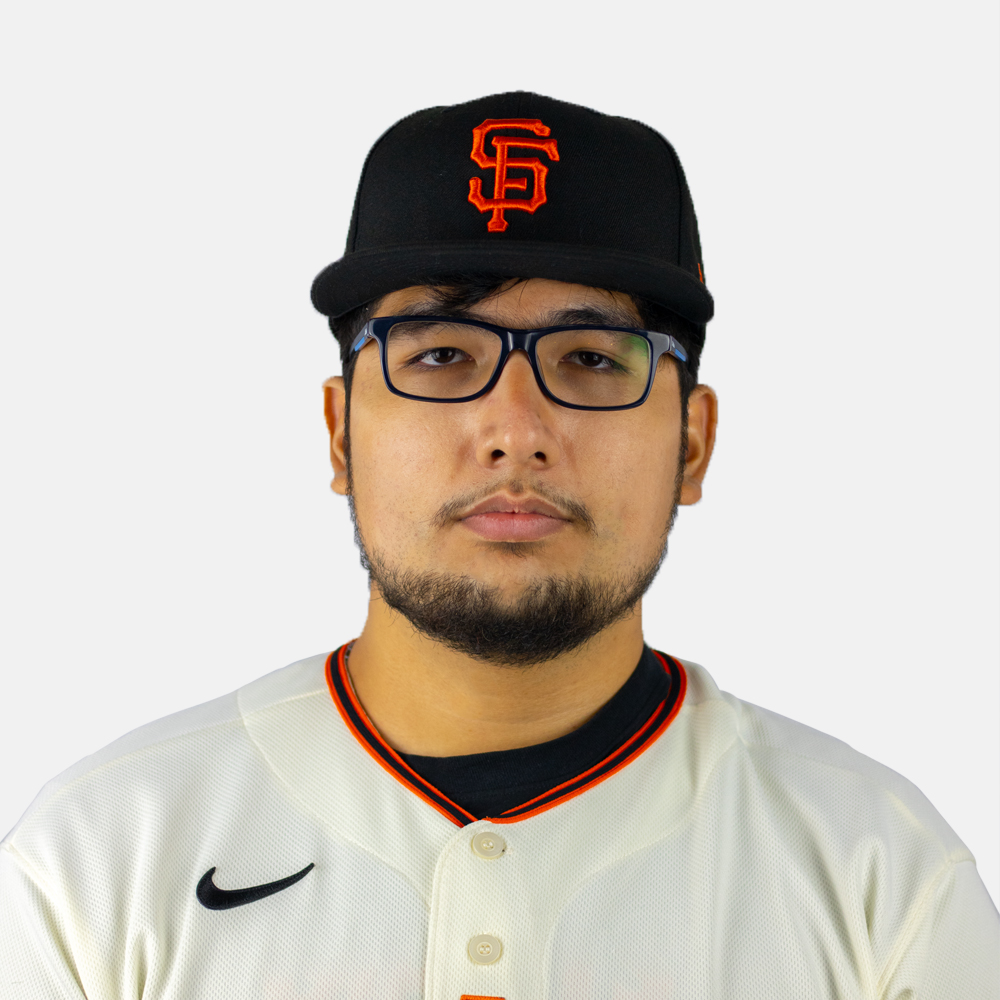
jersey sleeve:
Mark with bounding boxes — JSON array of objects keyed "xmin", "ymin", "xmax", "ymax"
[
  {"xmin": 0, "ymin": 842, "xmax": 89, "ymax": 999},
  {"xmin": 881, "ymin": 859, "xmax": 999, "ymax": 1000}
]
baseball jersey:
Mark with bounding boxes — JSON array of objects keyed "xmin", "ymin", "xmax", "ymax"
[{"xmin": 2, "ymin": 646, "xmax": 997, "ymax": 999}]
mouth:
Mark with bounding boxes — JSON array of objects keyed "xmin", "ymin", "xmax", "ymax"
[{"xmin": 459, "ymin": 494, "xmax": 571, "ymax": 543}]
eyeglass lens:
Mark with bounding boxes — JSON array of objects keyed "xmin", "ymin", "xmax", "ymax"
[{"xmin": 383, "ymin": 321, "xmax": 652, "ymax": 407}]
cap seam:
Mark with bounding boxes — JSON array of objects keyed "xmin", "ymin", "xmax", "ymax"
[{"xmin": 346, "ymin": 107, "xmax": 446, "ymax": 254}]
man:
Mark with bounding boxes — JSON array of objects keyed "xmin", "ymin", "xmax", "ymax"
[{"xmin": 1, "ymin": 91, "xmax": 996, "ymax": 998}]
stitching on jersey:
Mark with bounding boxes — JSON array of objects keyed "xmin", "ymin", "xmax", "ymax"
[
  {"xmin": 10, "ymin": 712, "xmax": 248, "ymax": 829},
  {"xmin": 236, "ymin": 668, "xmax": 433, "ymax": 906},
  {"xmin": 875, "ymin": 856, "xmax": 974, "ymax": 994},
  {"xmin": 2, "ymin": 843, "xmax": 89, "ymax": 996},
  {"xmin": 741, "ymin": 737, "xmax": 976, "ymax": 864},
  {"xmin": 326, "ymin": 647, "xmax": 477, "ymax": 827},
  {"xmin": 238, "ymin": 683, "xmax": 333, "ymax": 716},
  {"xmin": 2, "ymin": 841, "xmax": 60, "ymax": 901}
]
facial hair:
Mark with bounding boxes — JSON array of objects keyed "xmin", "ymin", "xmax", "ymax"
[
  {"xmin": 362, "ymin": 544, "xmax": 665, "ymax": 667},
  {"xmin": 347, "ymin": 455, "xmax": 685, "ymax": 667}
]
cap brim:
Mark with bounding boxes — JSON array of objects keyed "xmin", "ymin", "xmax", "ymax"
[{"xmin": 310, "ymin": 242, "xmax": 714, "ymax": 324}]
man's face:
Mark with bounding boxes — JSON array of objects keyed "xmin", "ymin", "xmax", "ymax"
[{"xmin": 326, "ymin": 278, "xmax": 715, "ymax": 662}]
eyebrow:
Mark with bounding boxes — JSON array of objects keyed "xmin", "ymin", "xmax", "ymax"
[{"xmin": 396, "ymin": 300, "xmax": 642, "ymax": 329}]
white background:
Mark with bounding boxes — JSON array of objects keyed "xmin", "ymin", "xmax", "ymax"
[{"xmin": 2, "ymin": 0, "xmax": 997, "ymax": 906}]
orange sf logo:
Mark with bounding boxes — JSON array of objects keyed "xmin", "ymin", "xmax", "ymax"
[{"xmin": 468, "ymin": 119, "xmax": 559, "ymax": 232}]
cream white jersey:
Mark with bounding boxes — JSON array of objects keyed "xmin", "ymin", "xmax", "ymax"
[{"xmin": 2, "ymin": 648, "xmax": 997, "ymax": 999}]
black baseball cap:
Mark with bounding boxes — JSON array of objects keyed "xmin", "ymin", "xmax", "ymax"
[{"xmin": 310, "ymin": 91, "xmax": 713, "ymax": 324}]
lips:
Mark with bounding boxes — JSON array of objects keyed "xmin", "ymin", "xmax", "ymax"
[{"xmin": 460, "ymin": 495, "xmax": 570, "ymax": 542}]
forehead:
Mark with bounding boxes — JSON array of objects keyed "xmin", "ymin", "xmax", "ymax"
[{"xmin": 373, "ymin": 279, "xmax": 642, "ymax": 326}]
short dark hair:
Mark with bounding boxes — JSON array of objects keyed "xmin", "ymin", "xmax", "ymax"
[{"xmin": 328, "ymin": 275, "xmax": 705, "ymax": 405}]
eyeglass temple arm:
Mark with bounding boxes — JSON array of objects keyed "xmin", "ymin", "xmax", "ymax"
[
  {"xmin": 350, "ymin": 321, "xmax": 375, "ymax": 354},
  {"xmin": 647, "ymin": 330, "xmax": 688, "ymax": 365}
]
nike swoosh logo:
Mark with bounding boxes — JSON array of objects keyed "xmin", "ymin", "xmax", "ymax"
[{"xmin": 196, "ymin": 862, "xmax": 315, "ymax": 910}]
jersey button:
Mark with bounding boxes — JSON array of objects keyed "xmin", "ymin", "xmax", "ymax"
[
  {"xmin": 471, "ymin": 831, "xmax": 507, "ymax": 859},
  {"xmin": 467, "ymin": 934, "xmax": 503, "ymax": 965}
]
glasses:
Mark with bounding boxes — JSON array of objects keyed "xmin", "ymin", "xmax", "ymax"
[{"xmin": 350, "ymin": 316, "xmax": 688, "ymax": 411}]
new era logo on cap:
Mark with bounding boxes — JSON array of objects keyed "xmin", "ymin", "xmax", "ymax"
[{"xmin": 468, "ymin": 119, "xmax": 559, "ymax": 233}]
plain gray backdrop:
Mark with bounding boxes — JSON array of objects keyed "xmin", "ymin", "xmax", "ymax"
[{"xmin": 2, "ymin": 0, "xmax": 998, "ymax": 906}]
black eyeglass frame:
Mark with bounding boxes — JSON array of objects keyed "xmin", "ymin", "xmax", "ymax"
[{"xmin": 350, "ymin": 316, "xmax": 689, "ymax": 411}]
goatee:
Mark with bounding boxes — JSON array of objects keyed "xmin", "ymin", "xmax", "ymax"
[{"xmin": 354, "ymin": 517, "xmax": 670, "ymax": 668}]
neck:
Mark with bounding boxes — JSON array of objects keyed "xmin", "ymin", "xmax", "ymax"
[{"xmin": 345, "ymin": 584, "xmax": 646, "ymax": 757}]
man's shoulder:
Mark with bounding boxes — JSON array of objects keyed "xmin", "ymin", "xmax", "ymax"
[
  {"xmin": 3, "ymin": 652, "xmax": 332, "ymax": 849},
  {"xmin": 678, "ymin": 660, "xmax": 971, "ymax": 864}
]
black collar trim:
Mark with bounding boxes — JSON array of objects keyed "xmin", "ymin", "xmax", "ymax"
[{"xmin": 325, "ymin": 644, "xmax": 686, "ymax": 828}]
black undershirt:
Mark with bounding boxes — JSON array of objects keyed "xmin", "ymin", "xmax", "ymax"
[{"xmin": 399, "ymin": 645, "xmax": 671, "ymax": 818}]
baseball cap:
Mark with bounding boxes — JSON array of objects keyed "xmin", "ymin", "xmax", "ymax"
[{"xmin": 310, "ymin": 91, "xmax": 713, "ymax": 324}]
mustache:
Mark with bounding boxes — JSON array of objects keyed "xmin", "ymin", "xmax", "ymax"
[{"xmin": 432, "ymin": 479, "xmax": 597, "ymax": 534}]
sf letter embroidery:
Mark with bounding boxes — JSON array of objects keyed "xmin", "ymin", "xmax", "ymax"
[{"xmin": 468, "ymin": 119, "xmax": 559, "ymax": 232}]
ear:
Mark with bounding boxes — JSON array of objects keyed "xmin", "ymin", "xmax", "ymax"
[
  {"xmin": 323, "ymin": 375, "xmax": 350, "ymax": 495},
  {"xmin": 679, "ymin": 385, "xmax": 718, "ymax": 506}
]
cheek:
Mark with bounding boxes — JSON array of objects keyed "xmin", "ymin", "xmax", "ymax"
[
  {"xmin": 348, "ymin": 393, "xmax": 459, "ymax": 543},
  {"xmin": 574, "ymin": 416, "xmax": 680, "ymax": 541},
  {"xmin": 612, "ymin": 447, "xmax": 677, "ymax": 536}
]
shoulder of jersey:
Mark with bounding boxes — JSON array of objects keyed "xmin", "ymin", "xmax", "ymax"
[
  {"xmin": 5, "ymin": 653, "xmax": 973, "ymax": 874},
  {"xmin": 2, "ymin": 652, "xmax": 330, "ymax": 847},
  {"xmin": 679, "ymin": 659, "xmax": 972, "ymax": 864}
]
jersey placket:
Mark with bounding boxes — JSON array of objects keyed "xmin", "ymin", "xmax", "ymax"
[{"xmin": 425, "ymin": 818, "xmax": 542, "ymax": 1000}]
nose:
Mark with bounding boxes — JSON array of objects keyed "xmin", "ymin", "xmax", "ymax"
[{"xmin": 473, "ymin": 349, "xmax": 564, "ymax": 472}]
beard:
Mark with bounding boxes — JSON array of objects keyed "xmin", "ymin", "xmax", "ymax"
[
  {"xmin": 343, "ymin": 396, "xmax": 687, "ymax": 668},
  {"xmin": 348, "ymin": 472, "xmax": 682, "ymax": 667},
  {"xmin": 360, "ymin": 543, "xmax": 666, "ymax": 667}
]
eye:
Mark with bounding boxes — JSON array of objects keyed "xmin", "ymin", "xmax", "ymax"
[
  {"xmin": 411, "ymin": 347, "xmax": 469, "ymax": 367},
  {"xmin": 564, "ymin": 350, "xmax": 617, "ymax": 370}
]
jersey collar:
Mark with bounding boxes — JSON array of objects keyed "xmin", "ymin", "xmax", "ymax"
[{"xmin": 325, "ymin": 643, "xmax": 687, "ymax": 828}]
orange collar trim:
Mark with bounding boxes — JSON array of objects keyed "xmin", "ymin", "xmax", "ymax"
[{"xmin": 325, "ymin": 644, "xmax": 687, "ymax": 828}]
